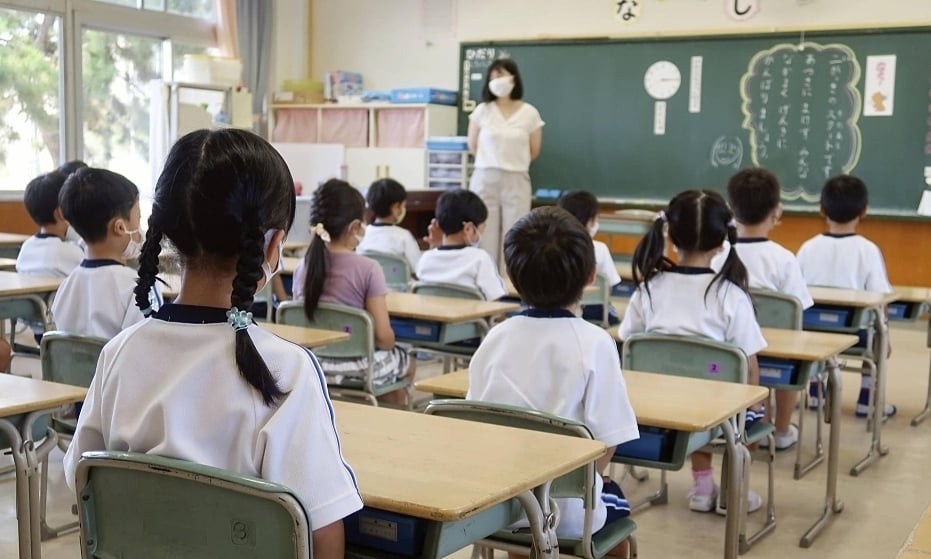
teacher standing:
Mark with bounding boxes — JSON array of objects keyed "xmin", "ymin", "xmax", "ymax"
[{"xmin": 467, "ymin": 58, "xmax": 544, "ymax": 270}]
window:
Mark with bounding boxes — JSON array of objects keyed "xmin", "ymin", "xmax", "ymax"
[
  {"xmin": 96, "ymin": 0, "xmax": 216, "ymax": 20},
  {"xmin": 0, "ymin": 7, "xmax": 61, "ymax": 191}
]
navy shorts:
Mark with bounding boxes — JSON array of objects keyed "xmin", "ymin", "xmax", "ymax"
[{"xmin": 601, "ymin": 479, "xmax": 631, "ymax": 522}]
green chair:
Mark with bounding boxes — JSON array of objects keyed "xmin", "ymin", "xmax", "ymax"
[
  {"xmin": 277, "ymin": 300, "xmax": 411, "ymax": 408},
  {"xmin": 424, "ymin": 400, "xmax": 638, "ymax": 559},
  {"xmin": 37, "ymin": 331, "xmax": 107, "ymax": 539},
  {"xmin": 580, "ymin": 275, "xmax": 611, "ymax": 327},
  {"xmin": 0, "ymin": 294, "xmax": 53, "ymax": 370},
  {"xmin": 359, "ymin": 250, "xmax": 412, "ymax": 292},
  {"xmin": 622, "ymin": 333, "xmax": 776, "ymax": 553},
  {"xmin": 410, "ymin": 282, "xmax": 489, "ymax": 374},
  {"xmin": 75, "ymin": 451, "xmax": 311, "ymax": 559},
  {"xmin": 751, "ymin": 289, "xmax": 827, "ymax": 479}
]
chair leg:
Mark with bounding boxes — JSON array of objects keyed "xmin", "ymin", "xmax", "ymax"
[
  {"xmin": 627, "ymin": 534, "xmax": 638, "ymax": 559},
  {"xmin": 627, "ymin": 468, "xmax": 667, "ymax": 511},
  {"xmin": 39, "ymin": 454, "xmax": 78, "ymax": 540},
  {"xmin": 795, "ymin": 369, "xmax": 826, "ymax": 479},
  {"xmin": 911, "ymin": 351, "xmax": 931, "ymax": 426},
  {"xmin": 739, "ymin": 434, "xmax": 777, "ymax": 553}
]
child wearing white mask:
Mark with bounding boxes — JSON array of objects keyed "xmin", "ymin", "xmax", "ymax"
[
  {"xmin": 467, "ymin": 57, "xmax": 545, "ymax": 271},
  {"xmin": 51, "ymin": 167, "xmax": 161, "ymax": 339}
]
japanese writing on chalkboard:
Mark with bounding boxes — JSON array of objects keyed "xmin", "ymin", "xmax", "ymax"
[
  {"xmin": 615, "ymin": 0, "xmax": 640, "ymax": 22},
  {"xmin": 740, "ymin": 42, "xmax": 862, "ymax": 202},
  {"xmin": 461, "ymin": 47, "xmax": 498, "ymax": 112}
]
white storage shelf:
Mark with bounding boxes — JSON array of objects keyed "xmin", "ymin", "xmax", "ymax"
[
  {"xmin": 268, "ymin": 103, "xmax": 457, "ymax": 190},
  {"xmin": 426, "ymin": 149, "xmax": 473, "ymax": 190}
]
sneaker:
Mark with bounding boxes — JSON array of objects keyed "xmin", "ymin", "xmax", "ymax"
[
  {"xmin": 715, "ymin": 489, "xmax": 763, "ymax": 516},
  {"xmin": 759, "ymin": 424, "xmax": 799, "ymax": 450},
  {"xmin": 688, "ymin": 483, "xmax": 718, "ymax": 513},
  {"xmin": 855, "ymin": 388, "xmax": 897, "ymax": 418}
]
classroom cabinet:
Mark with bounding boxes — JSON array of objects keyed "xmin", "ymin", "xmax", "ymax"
[{"xmin": 269, "ymin": 103, "xmax": 457, "ymax": 189}]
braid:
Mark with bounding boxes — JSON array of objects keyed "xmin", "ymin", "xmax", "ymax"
[
  {"xmin": 231, "ymin": 222, "xmax": 284, "ymax": 406},
  {"xmin": 134, "ymin": 220, "xmax": 164, "ymax": 316}
]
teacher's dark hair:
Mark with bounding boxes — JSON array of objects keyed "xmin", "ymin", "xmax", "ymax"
[{"xmin": 481, "ymin": 58, "xmax": 524, "ymax": 102}]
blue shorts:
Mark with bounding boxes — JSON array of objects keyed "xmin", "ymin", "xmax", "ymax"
[{"xmin": 601, "ymin": 479, "xmax": 631, "ymax": 523}]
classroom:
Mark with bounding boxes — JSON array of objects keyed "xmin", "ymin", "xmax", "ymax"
[{"xmin": 1, "ymin": 1, "xmax": 930, "ymax": 558}]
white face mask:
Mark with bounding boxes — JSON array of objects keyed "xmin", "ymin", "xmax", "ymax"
[
  {"xmin": 64, "ymin": 225, "xmax": 82, "ymax": 244},
  {"xmin": 122, "ymin": 228, "xmax": 143, "ymax": 260},
  {"xmin": 396, "ymin": 206, "xmax": 407, "ymax": 225},
  {"xmin": 353, "ymin": 223, "xmax": 367, "ymax": 245},
  {"xmin": 262, "ymin": 242, "xmax": 284, "ymax": 286},
  {"xmin": 489, "ymin": 76, "xmax": 514, "ymax": 98},
  {"xmin": 588, "ymin": 222, "xmax": 599, "ymax": 237}
]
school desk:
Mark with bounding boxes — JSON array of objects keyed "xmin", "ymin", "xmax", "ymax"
[
  {"xmin": 261, "ymin": 322, "xmax": 350, "ymax": 349},
  {"xmin": 333, "ymin": 400, "xmax": 605, "ymax": 559},
  {"xmin": 0, "ymin": 374, "xmax": 87, "ymax": 559},
  {"xmin": 610, "ymin": 326, "xmax": 858, "ymax": 548},
  {"xmin": 0, "ymin": 257, "xmax": 16, "ymax": 271},
  {"xmin": 281, "ymin": 256, "xmax": 301, "ymax": 275},
  {"xmin": 0, "ymin": 272, "xmax": 61, "ymax": 341},
  {"xmin": 503, "ymin": 277, "xmax": 599, "ymax": 300},
  {"xmin": 415, "ymin": 369, "xmax": 766, "ymax": 559},
  {"xmin": 385, "ymin": 292, "xmax": 520, "ymax": 345},
  {"xmin": 807, "ymin": 286, "xmax": 900, "ymax": 477},
  {"xmin": 282, "ymin": 241, "xmax": 307, "ymax": 256},
  {"xmin": 892, "ymin": 286, "xmax": 931, "ymax": 426},
  {"xmin": 0, "ymin": 233, "xmax": 29, "ymax": 248},
  {"xmin": 896, "ymin": 502, "xmax": 931, "ymax": 558}
]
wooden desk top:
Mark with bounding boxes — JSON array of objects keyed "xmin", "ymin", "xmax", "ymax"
[
  {"xmin": 893, "ymin": 286, "xmax": 931, "ymax": 304},
  {"xmin": 414, "ymin": 369, "xmax": 768, "ymax": 433},
  {"xmin": 0, "ymin": 257, "xmax": 16, "ymax": 270},
  {"xmin": 897, "ymin": 503, "xmax": 931, "ymax": 558},
  {"xmin": 0, "ymin": 232, "xmax": 29, "ymax": 247},
  {"xmin": 616, "ymin": 263, "xmax": 633, "ymax": 281},
  {"xmin": 283, "ymin": 241, "xmax": 308, "ymax": 254},
  {"xmin": 0, "ymin": 271, "xmax": 62, "ymax": 297},
  {"xmin": 334, "ymin": 401, "xmax": 605, "ymax": 521},
  {"xmin": 282, "ymin": 256, "xmax": 302, "ymax": 275},
  {"xmin": 261, "ymin": 323, "xmax": 350, "ymax": 349},
  {"xmin": 386, "ymin": 292, "xmax": 520, "ymax": 323},
  {"xmin": 809, "ymin": 286, "xmax": 899, "ymax": 307},
  {"xmin": 504, "ymin": 277, "xmax": 598, "ymax": 300},
  {"xmin": 611, "ymin": 326, "xmax": 858, "ymax": 362},
  {"xmin": 0, "ymin": 375, "xmax": 87, "ymax": 417}
]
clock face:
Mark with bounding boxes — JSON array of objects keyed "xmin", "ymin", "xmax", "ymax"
[{"xmin": 644, "ymin": 61, "xmax": 682, "ymax": 100}]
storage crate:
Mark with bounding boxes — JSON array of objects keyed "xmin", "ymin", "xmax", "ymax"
[
  {"xmin": 391, "ymin": 87, "xmax": 458, "ymax": 106},
  {"xmin": 426, "ymin": 136, "xmax": 469, "ymax": 151},
  {"xmin": 390, "ymin": 318, "xmax": 441, "ymax": 342},
  {"xmin": 612, "ymin": 282, "xmax": 636, "ymax": 297},
  {"xmin": 803, "ymin": 305, "xmax": 853, "ymax": 328},
  {"xmin": 615, "ymin": 426, "xmax": 675, "ymax": 462},
  {"xmin": 345, "ymin": 508, "xmax": 424, "ymax": 556},
  {"xmin": 758, "ymin": 358, "xmax": 799, "ymax": 386},
  {"xmin": 887, "ymin": 302, "xmax": 913, "ymax": 320}
]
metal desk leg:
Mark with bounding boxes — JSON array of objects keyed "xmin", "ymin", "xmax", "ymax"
[
  {"xmin": 800, "ymin": 357, "xmax": 845, "ymax": 547},
  {"xmin": 910, "ymin": 317, "xmax": 931, "ymax": 427},
  {"xmin": 850, "ymin": 310, "xmax": 890, "ymax": 476},
  {"xmin": 795, "ymin": 367, "xmax": 825, "ymax": 479},
  {"xmin": 515, "ymin": 483, "xmax": 559, "ymax": 559},
  {"xmin": 720, "ymin": 420, "xmax": 741, "ymax": 559},
  {"xmin": 0, "ymin": 419, "xmax": 33, "ymax": 559}
]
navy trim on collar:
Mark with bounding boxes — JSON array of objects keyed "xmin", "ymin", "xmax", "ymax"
[
  {"xmin": 369, "ymin": 222, "xmax": 394, "ymax": 227},
  {"xmin": 669, "ymin": 266, "xmax": 715, "ymax": 275},
  {"xmin": 153, "ymin": 304, "xmax": 234, "ymax": 325},
  {"xmin": 437, "ymin": 244, "xmax": 469, "ymax": 251},
  {"xmin": 80, "ymin": 259, "xmax": 123, "ymax": 268},
  {"xmin": 519, "ymin": 308, "xmax": 576, "ymax": 319},
  {"xmin": 735, "ymin": 237, "xmax": 769, "ymax": 244},
  {"xmin": 822, "ymin": 233, "xmax": 856, "ymax": 238},
  {"xmin": 35, "ymin": 232, "xmax": 57, "ymax": 239}
]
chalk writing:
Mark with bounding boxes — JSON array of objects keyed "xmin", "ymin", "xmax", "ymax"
[
  {"xmin": 615, "ymin": 0, "xmax": 641, "ymax": 22},
  {"xmin": 710, "ymin": 136, "xmax": 744, "ymax": 169},
  {"xmin": 740, "ymin": 42, "xmax": 862, "ymax": 202},
  {"xmin": 461, "ymin": 47, "xmax": 498, "ymax": 112}
]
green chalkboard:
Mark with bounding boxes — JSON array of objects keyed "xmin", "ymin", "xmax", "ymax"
[{"xmin": 458, "ymin": 28, "xmax": 931, "ymax": 215}]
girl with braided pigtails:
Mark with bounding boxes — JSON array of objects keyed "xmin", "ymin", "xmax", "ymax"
[{"xmin": 63, "ymin": 129, "xmax": 362, "ymax": 558}]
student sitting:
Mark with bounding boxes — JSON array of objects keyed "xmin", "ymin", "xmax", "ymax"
[
  {"xmin": 16, "ymin": 171, "xmax": 84, "ymax": 278},
  {"xmin": 416, "ymin": 189, "xmax": 507, "ymax": 300},
  {"xmin": 50, "ymin": 167, "xmax": 160, "ymax": 338},
  {"xmin": 63, "ymin": 129, "xmax": 362, "ymax": 558},
  {"xmin": 557, "ymin": 190, "xmax": 623, "ymax": 325},
  {"xmin": 620, "ymin": 189, "xmax": 767, "ymax": 514},
  {"xmin": 796, "ymin": 174, "xmax": 895, "ymax": 418},
  {"xmin": 712, "ymin": 167, "xmax": 813, "ymax": 450},
  {"xmin": 292, "ymin": 179, "xmax": 414, "ymax": 405},
  {"xmin": 357, "ymin": 178, "xmax": 421, "ymax": 273},
  {"xmin": 468, "ymin": 206, "xmax": 638, "ymax": 554}
]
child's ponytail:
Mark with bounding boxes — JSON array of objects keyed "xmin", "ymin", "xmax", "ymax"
[
  {"xmin": 631, "ymin": 211, "xmax": 673, "ymax": 300},
  {"xmin": 708, "ymin": 215, "xmax": 750, "ymax": 299},
  {"xmin": 302, "ymin": 225, "xmax": 330, "ymax": 320}
]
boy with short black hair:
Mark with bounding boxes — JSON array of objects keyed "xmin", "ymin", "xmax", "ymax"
[
  {"xmin": 357, "ymin": 178, "xmax": 421, "ymax": 272},
  {"xmin": 468, "ymin": 206, "xmax": 638, "ymax": 546},
  {"xmin": 16, "ymin": 171, "xmax": 84, "ymax": 277},
  {"xmin": 557, "ymin": 190, "xmax": 623, "ymax": 324},
  {"xmin": 51, "ymin": 167, "xmax": 160, "ymax": 338},
  {"xmin": 796, "ymin": 174, "xmax": 894, "ymax": 417},
  {"xmin": 416, "ymin": 189, "xmax": 506, "ymax": 300},
  {"xmin": 717, "ymin": 167, "xmax": 813, "ymax": 450}
]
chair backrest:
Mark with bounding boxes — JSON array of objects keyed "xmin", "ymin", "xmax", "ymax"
[
  {"xmin": 360, "ymin": 251, "xmax": 411, "ymax": 292},
  {"xmin": 277, "ymin": 300, "xmax": 374, "ymax": 362},
  {"xmin": 580, "ymin": 275, "xmax": 610, "ymax": 325},
  {"xmin": 424, "ymin": 399, "xmax": 595, "ymax": 511},
  {"xmin": 75, "ymin": 451, "xmax": 311, "ymax": 559},
  {"xmin": 751, "ymin": 289, "xmax": 804, "ymax": 330},
  {"xmin": 0, "ymin": 294, "xmax": 50, "ymax": 326},
  {"xmin": 622, "ymin": 333, "xmax": 748, "ymax": 384},
  {"xmin": 412, "ymin": 281, "xmax": 483, "ymax": 300},
  {"xmin": 40, "ymin": 331, "xmax": 107, "ymax": 388}
]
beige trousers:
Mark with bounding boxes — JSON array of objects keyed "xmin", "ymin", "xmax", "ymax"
[{"xmin": 469, "ymin": 167, "xmax": 532, "ymax": 272}]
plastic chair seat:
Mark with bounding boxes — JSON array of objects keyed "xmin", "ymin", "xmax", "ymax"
[
  {"xmin": 487, "ymin": 516, "xmax": 637, "ymax": 558},
  {"xmin": 744, "ymin": 421, "xmax": 776, "ymax": 446}
]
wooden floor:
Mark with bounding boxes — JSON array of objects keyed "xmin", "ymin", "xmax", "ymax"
[{"xmin": 2, "ymin": 320, "xmax": 929, "ymax": 559}]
